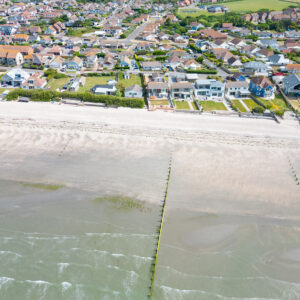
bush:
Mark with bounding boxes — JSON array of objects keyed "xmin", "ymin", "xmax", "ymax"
[
  {"xmin": 252, "ymin": 106, "xmax": 264, "ymax": 114},
  {"xmin": 6, "ymin": 89, "xmax": 145, "ymax": 108}
]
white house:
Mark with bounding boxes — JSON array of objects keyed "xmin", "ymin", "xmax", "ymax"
[
  {"xmin": 124, "ymin": 84, "xmax": 143, "ymax": 98},
  {"xmin": 1, "ymin": 68, "xmax": 30, "ymax": 87},
  {"xmin": 267, "ymin": 54, "xmax": 290, "ymax": 66},
  {"xmin": 226, "ymin": 81, "xmax": 250, "ymax": 98}
]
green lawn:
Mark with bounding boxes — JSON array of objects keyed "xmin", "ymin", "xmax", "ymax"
[
  {"xmin": 177, "ymin": 8, "xmax": 221, "ymax": 17},
  {"xmin": 150, "ymin": 100, "xmax": 170, "ymax": 106},
  {"xmin": 259, "ymin": 94, "xmax": 290, "ymax": 113},
  {"xmin": 48, "ymin": 78, "xmax": 70, "ymax": 91},
  {"xmin": 290, "ymin": 100, "xmax": 300, "ymax": 111},
  {"xmin": 78, "ymin": 76, "xmax": 114, "ymax": 93},
  {"xmin": 117, "ymin": 74, "xmax": 142, "ymax": 89},
  {"xmin": 242, "ymin": 99, "xmax": 262, "ymax": 110},
  {"xmin": 225, "ymin": 0, "xmax": 293, "ymax": 13},
  {"xmin": 199, "ymin": 101, "xmax": 227, "ymax": 111},
  {"xmin": 272, "ymin": 94, "xmax": 290, "ymax": 111},
  {"xmin": 192, "ymin": 101, "xmax": 199, "ymax": 110},
  {"xmin": 175, "ymin": 101, "xmax": 191, "ymax": 110},
  {"xmin": 231, "ymin": 100, "xmax": 248, "ymax": 113},
  {"xmin": 66, "ymin": 27, "xmax": 95, "ymax": 37}
]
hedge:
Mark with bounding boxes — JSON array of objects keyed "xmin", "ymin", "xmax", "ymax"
[
  {"xmin": 6, "ymin": 89, "xmax": 145, "ymax": 108},
  {"xmin": 186, "ymin": 69, "xmax": 217, "ymax": 74}
]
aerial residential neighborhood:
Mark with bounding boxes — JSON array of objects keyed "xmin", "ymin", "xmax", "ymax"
[{"xmin": 0, "ymin": 0, "xmax": 299, "ymax": 119}]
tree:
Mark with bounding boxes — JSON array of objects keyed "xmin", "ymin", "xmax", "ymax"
[{"xmin": 59, "ymin": 14, "xmax": 69, "ymax": 22}]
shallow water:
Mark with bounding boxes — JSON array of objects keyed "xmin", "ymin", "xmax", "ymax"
[{"xmin": 0, "ymin": 181, "xmax": 159, "ymax": 300}]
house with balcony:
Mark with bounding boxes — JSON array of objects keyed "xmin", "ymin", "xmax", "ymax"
[
  {"xmin": 194, "ymin": 79, "xmax": 225, "ymax": 100},
  {"xmin": 147, "ymin": 82, "xmax": 168, "ymax": 99},
  {"xmin": 170, "ymin": 82, "xmax": 193, "ymax": 100},
  {"xmin": 0, "ymin": 49, "xmax": 23, "ymax": 66},
  {"xmin": 226, "ymin": 81, "xmax": 250, "ymax": 98},
  {"xmin": 1, "ymin": 68, "xmax": 30, "ymax": 87},
  {"xmin": 249, "ymin": 76, "xmax": 275, "ymax": 98}
]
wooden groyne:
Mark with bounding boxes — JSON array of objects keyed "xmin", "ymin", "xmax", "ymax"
[{"xmin": 148, "ymin": 153, "xmax": 173, "ymax": 298}]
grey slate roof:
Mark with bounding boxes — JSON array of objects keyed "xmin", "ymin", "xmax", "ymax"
[{"xmin": 283, "ymin": 74, "xmax": 300, "ymax": 90}]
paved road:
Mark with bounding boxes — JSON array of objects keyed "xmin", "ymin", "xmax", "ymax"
[{"xmin": 123, "ymin": 20, "xmax": 154, "ymax": 43}]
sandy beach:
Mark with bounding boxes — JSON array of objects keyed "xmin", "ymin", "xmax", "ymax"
[{"xmin": 1, "ymin": 102, "xmax": 300, "ymax": 299}]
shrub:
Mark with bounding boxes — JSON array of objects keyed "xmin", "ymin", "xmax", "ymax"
[
  {"xmin": 252, "ymin": 106, "xmax": 264, "ymax": 114},
  {"xmin": 54, "ymin": 73, "xmax": 68, "ymax": 79}
]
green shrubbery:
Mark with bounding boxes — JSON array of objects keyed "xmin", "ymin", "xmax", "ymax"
[
  {"xmin": 252, "ymin": 106, "xmax": 264, "ymax": 114},
  {"xmin": 44, "ymin": 68, "xmax": 68, "ymax": 80},
  {"xmin": 6, "ymin": 89, "xmax": 144, "ymax": 108},
  {"xmin": 186, "ymin": 68, "xmax": 217, "ymax": 74},
  {"xmin": 86, "ymin": 72, "xmax": 114, "ymax": 77}
]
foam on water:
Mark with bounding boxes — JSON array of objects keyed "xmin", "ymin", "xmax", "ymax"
[
  {"xmin": 0, "ymin": 277, "xmax": 15, "ymax": 289},
  {"xmin": 61, "ymin": 281, "xmax": 72, "ymax": 292},
  {"xmin": 0, "ymin": 250, "xmax": 22, "ymax": 258},
  {"xmin": 57, "ymin": 263, "xmax": 70, "ymax": 274}
]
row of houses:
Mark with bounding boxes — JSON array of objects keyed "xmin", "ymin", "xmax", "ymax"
[{"xmin": 146, "ymin": 75, "xmax": 276, "ymax": 100}]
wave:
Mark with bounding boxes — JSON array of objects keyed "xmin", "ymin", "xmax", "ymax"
[
  {"xmin": 111, "ymin": 253, "xmax": 125, "ymax": 258},
  {"xmin": 25, "ymin": 280, "xmax": 51, "ymax": 286},
  {"xmin": 61, "ymin": 281, "xmax": 72, "ymax": 292},
  {"xmin": 159, "ymin": 265, "xmax": 271, "ymax": 281},
  {"xmin": 0, "ymin": 277, "xmax": 15, "ymax": 289},
  {"xmin": 0, "ymin": 250, "xmax": 22, "ymax": 258}
]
